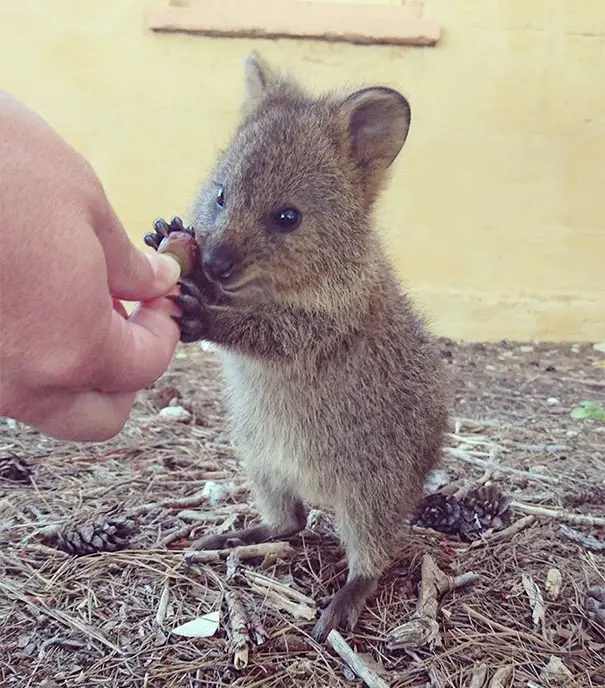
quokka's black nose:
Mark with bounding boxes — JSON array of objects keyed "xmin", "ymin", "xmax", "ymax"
[{"xmin": 203, "ymin": 244, "xmax": 236, "ymax": 282}]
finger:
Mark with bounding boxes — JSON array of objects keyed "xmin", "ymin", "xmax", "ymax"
[
  {"xmin": 20, "ymin": 387, "xmax": 137, "ymax": 443},
  {"xmin": 94, "ymin": 201, "xmax": 181, "ymax": 301},
  {"xmin": 91, "ymin": 293, "xmax": 181, "ymax": 394}
]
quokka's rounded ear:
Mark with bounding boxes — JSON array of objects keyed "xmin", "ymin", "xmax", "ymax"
[
  {"xmin": 340, "ymin": 87, "xmax": 411, "ymax": 170},
  {"xmin": 243, "ymin": 51, "xmax": 276, "ymax": 106}
]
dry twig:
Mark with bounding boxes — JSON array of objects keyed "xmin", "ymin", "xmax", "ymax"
[
  {"xmin": 511, "ymin": 502, "xmax": 605, "ymax": 527},
  {"xmin": 244, "ymin": 570, "xmax": 316, "ymax": 607},
  {"xmin": 160, "ymin": 522, "xmax": 200, "ymax": 547},
  {"xmin": 447, "ymin": 448, "xmax": 560, "ymax": 485},
  {"xmin": 184, "ymin": 541, "xmax": 294, "ymax": 564},
  {"xmin": 225, "ymin": 590, "xmax": 250, "ymax": 669},
  {"xmin": 327, "ymin": 629, "xmax": 389, "ymax": 688},
  {"xmin": 468, "ymin": 515, "xmax": 536, "ymax": 548},
  {"xmin": 387, "ymin": 554, "xmax": 480, "ymax": 649},
  {"xmin": 247, "ymin": 582, "xmax": 316, "ymax": 620},
  {"xmin": 559, "ymin": 525, "xmax": 605, "ymax": 552}
]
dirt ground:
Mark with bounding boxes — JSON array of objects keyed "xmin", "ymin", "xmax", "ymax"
[{"xmin": 1, "ymin": 339, "xmax": 604, "ymax": 688}]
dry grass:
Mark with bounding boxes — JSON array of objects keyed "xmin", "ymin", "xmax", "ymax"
[{"xmin": 1, "ymin": 340, "xmax": 604, "ymax": 687}]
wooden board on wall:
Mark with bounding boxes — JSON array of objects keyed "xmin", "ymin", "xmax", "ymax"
[{"xmin": 147, "ymin": 0, "xmax": 441, "ymax": 47}]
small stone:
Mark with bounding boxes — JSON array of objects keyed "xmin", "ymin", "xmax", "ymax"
[
  {"xmin": 587, "ymin": 586, "xmax": 605, "ymax": 604},
  {"xmin": 6, "ymin": 418, "xmax": 17, "ymax": 429},
  {"xmin": 585, "ymin": 597, "xmax": 601, "ymax": 613},
  {"xmin": 571, "ymin": 345, "xmax": 580, "ymax": 354},
  {"xmin": 546, "ymin": 397, "xmax": 561, "ymax": 406},
  {"xmin": 158, "ymin": 405, "xmax": 191, "ymax": 423},
  {"xmin": 519, "ymin": 345, "xmax": 534, "ymax": 353},
  {"xmin": 593, "ymin": 342, "xmax": 605, "ymax": 353},
  {"xmin": 566, "ymin": 430, "xmax": 579, "ymax": 438},
  {"xmin": 17, "ymin": 633, "xmax": 31, "ymax": 648},
  {"xmin": 22, "ymin": 642, "xmax": 37, "ymax": 657}
]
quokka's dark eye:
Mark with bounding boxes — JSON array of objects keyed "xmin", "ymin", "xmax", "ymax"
[
  {"xmin": 271, "ymin": 206, "xmax": 302, "ymax": 233},
  {"xmin": 216, "ymin": 186, "xmax": 225, "ymax": 208}
]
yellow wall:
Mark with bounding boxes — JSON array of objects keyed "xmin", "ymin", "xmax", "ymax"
[{"xmin": 1, "ymin": 0, "xmax": 604, "ymax": 341}]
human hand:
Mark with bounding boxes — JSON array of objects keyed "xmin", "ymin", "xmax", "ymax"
[{"xmin": 0, "ymin": 91, "xmax": 182, "ymax": 441}]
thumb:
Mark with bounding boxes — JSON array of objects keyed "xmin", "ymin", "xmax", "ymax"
[{"xmin": 94, "ymin": 198, "xmax": 181, "ymax": 301}]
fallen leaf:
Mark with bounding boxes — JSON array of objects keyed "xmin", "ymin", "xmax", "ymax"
[
  {"xmin": 540, "ymin": 655, "xmax": 573, "ymax": 684},
  {"xmin": 522, "ymin": 573, "xmax": 545, "ymax": 629},
  {"xmin": 545, "ymin": 568, "xmax": 562, "ymax": 601},
  {"xmin": 155, "ymin": 582, "xmax": 170, "ymax": 626},
  {"xmin": 570, "ymin": 401, "xmax": 605, "ymax": 422},
  {"xmin": 171, "ymin": 610, "xmax": 220, "ymax": 638}
]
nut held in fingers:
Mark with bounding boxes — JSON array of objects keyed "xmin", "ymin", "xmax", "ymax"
[{"xmin": 157, "ymin": 232, "xmax": 200, "ymax": 277}]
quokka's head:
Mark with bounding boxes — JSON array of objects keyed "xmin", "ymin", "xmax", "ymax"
[{"xmin": 192, "ymin": 52, "xmax": 411, "ymax": 306}]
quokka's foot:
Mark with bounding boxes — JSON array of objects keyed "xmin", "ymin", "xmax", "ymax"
[{"xmin": 312, "ymin": 576, "xmax": 377, "ymax": 642}]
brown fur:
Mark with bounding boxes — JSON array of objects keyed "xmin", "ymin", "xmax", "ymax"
[{"xmin": 171, "ymin": 53, "xmax": 449, "ymax": 641}]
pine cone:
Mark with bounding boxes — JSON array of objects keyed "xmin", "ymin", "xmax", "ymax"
[
  {"xmin": 0, "ymin": 453, "xmax": 33, "ymax": 483},
  {"xmin": 461, "ymin": 485, "xmax": 513, "ymax": 533},
  {"xmin": 412, "ymin": 493, "xmax": 462, "ymax": 534},
  {"xmin": 413, "ymin": 485, "xmax": 512, "ymax": 541},
  {"xmin": 47, "ymin": 517, "xmax": 136, "ymax": 556}
]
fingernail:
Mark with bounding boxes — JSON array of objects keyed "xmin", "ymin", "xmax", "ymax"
[{"xmin": 147, "ymin": 252, "xmax": 181, "ymax": 291}]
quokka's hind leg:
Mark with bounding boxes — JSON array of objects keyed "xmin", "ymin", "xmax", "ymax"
[
  {"xmin": 192, "ymin": 478, "xmax": 306, "ymax": 550},
  {"xmin": 312, "ymin": 501, "xmax": 394, "ymax": 641}
]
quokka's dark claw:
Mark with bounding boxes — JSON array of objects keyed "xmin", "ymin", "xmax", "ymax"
[
  {"xmin": 169, "ymin": 295, "xmax": 204, "ymax": 320},
  {"xmin": 177, "ymin": 280, "xmax": 205, "ymax": 300},
  {"xmin": 144, "ymin": 233, "xmax": 159, "ymax": 249},
  {"xmin": 153, "ymin": 218, "xmax": 170, "ymax": 235},
  {"xmin": 147, "ymin": 216, "xmax": 197, "ymax": 254}
]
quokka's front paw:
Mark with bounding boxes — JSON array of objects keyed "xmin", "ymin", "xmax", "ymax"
[
  {"xmin": 169, "ymin": 278, "xmax": 209, "ymax": 343},
  {"xmin": 144, "ymin": 216, "xmax": 195, "ymax": 251}
]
